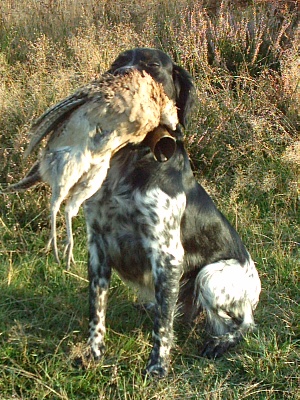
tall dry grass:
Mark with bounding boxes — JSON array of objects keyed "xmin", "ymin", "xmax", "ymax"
[
  {"xmin": 0, "ymin": 1, "xmax": 299, "ymax": 398},
  {"xmin": 0, "ymin": 0, "xmax": 298, "ymax": 185}
]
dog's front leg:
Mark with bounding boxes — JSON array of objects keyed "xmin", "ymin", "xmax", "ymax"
[
  {"xmin": 142, "ymin": 191, "xmax": 185, "ymax": 377},
  {"xmin": 87, "ymin": 233, "xmax": 111, "ymax": 360},
  {"xmin": 146, "ymin": 258, "xmax": 183, "ymax": 378}
]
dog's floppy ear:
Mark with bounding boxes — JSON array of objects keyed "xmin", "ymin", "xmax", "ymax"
[{"xmin": 173, "ymin": 65, "xmax": 195, "ymax": 128}]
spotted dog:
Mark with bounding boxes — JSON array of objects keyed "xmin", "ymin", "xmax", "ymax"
[{"xmin": 83, "ymin": 48, "xmax": 261, "ymax": 378}]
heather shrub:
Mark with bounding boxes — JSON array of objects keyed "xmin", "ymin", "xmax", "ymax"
[{"xmin": 0, "ymin": 2, "xmax": 298, "ymax": 397}]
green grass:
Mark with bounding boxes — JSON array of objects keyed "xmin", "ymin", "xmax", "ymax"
[{"xmin": 0, "ymin": 1, "xmax": 299, "ymax": 398}]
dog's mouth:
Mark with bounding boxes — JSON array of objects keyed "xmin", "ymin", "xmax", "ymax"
[
  {"xmin": 112, "ymin": 68, "xmax": 177, "ymax": 162},
  {"xmin": 143, "ymin": 126, "xmax": 177, "ymax": 162}
]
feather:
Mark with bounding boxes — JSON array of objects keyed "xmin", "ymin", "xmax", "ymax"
[{"xmin": 9, "ymin": 70, "xmax": 178, "ymax": 268}]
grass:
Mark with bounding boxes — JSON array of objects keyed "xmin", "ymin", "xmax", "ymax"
[{"xmin": 0, "ymin": 0, "xmax": 299, "ymax": 398}]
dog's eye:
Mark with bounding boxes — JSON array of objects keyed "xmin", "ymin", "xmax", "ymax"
[{"xmin": 147, "ymin": 62, "xmax": 160, "ymax": 68}]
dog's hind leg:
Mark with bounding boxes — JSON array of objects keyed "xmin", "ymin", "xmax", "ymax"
[{"xmin": 195, "ymin": 257, "xmax": 261, "ymax": 358}]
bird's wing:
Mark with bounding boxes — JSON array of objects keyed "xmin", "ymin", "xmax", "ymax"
[{"xmin": 24, "ymin": 82, "xmax": 100, "ymax": 157}]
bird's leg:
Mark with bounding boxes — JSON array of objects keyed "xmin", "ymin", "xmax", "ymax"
[
  {"xmin": 63, "ymin": 156, "xmax": 112, "ymax": 269},
  {"xmin": 46, "ymin": 184, "xmax": 68, "ymax": 264},
  {"xmin": 46, "ymin": 207, "xmax": 60, "ymax": 264},
  {"xmin": 63, "ymin": 210, "xmax": 75, "ymax": 270}
]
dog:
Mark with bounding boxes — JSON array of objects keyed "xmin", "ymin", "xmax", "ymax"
[
  {"xmin": 4, "ymin": 70, "xmax": 178, "ymax": 269},
  {"xmin": 84, "ymin": 48, "xmax": 261, "ymax": 377}
]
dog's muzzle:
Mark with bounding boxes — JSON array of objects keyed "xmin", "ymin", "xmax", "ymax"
[
  {"xmin": 113, "ymin": 66, "xmax": 137, "ymax": 75},
  {"xmin": 143, "ymin": 126, "xmax": 177, "ymax": 162}
]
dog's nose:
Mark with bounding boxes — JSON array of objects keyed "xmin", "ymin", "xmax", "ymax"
[{"xmin": 113, "ymin": 66, "xmax": 136, "ymax": 75}]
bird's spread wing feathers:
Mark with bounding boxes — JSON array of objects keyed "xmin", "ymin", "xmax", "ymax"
[
  {"xmin": 23, "ymin": 72, "xmax": 163, "ymax": 158},
  {"xmin": 24, "ymin": 82, "xmax": 103, "ymax": 157}
]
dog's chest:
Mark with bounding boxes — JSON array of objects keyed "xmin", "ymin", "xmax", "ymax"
[{"xmin": 85, "ymin": 180, "xmax": 186, "ymax": 282}]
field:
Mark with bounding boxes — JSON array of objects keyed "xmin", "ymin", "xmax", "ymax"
[{"xmin": 0, "ymin": 1, "xmax": 299, "ymax": 399}]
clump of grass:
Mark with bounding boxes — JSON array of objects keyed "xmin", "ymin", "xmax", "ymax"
[{"xmin": 0, "ymin": 1, "xmax": 299, "ymax": 399}]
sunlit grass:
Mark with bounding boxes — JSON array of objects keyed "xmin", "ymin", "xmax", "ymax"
[{"xmin": 0, "ymin": 0, "xmax": 299, "ymax": 398}]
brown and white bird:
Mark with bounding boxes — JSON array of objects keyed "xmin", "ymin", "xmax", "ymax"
[{"xmin": 4, "ymin": 70, "xmax": 178, "ymax": 269}]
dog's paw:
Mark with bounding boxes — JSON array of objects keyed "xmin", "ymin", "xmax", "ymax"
[
  {"xmin": 89, "ymin": 342, "xmax": 106, "ymax": 361},
  {"xmin": 134, "ymin": 301, "xmax": 156, "ymax": 313},
  {"xmin": 200, "ymin": 333, "xmax": 239, "ymax": 359},
  {"xmin": 144, "ymin": 362, "xmax": 168, "ymax": 379},
  {"xmin": 69, "ymin": 342, "xmax": 105, "ymax": 370}
]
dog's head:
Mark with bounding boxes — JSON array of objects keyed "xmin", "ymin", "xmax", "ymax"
[{"xmin": 107, "ymin": 48, "xmax": 195, "ymax": 128}]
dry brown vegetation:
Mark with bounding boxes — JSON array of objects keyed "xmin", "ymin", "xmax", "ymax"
[{"xmin": 0, "ymin": 1, "xmax": 299, "ymax": 399}]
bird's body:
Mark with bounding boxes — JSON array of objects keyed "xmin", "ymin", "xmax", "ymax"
[{"xmin": 5, "ymin": 70, "xmax": 178, "ymax": 268}]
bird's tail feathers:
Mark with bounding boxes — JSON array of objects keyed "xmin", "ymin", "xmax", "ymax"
[{"xmin": 1, "ymin": 161, "xmax": 42, "ymax": 193}]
